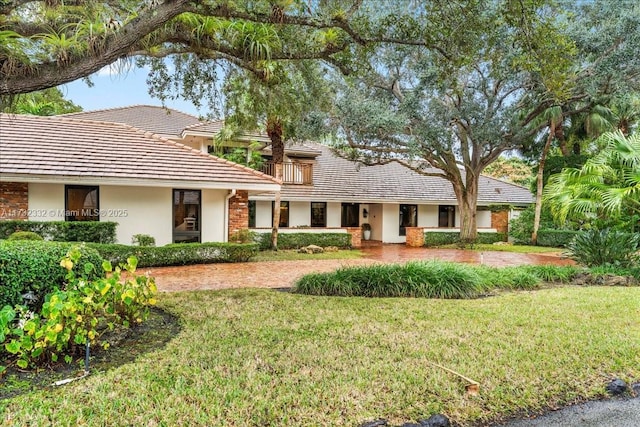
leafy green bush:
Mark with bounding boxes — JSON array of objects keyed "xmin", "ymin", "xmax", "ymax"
[
  {"xmin": 0, "ymin": 241, "xmax": 104, "ymax": 309},
  {"xmin": 294, "ymin": 261, "xmax": 485, "ymax": 299},
  {"xmin": 508, "ymin": 205, "xmax": 557, "ymax": 244},
  {"xmin": 566, "ymin": 229, "xmax": 640, "ymax": 267},
  {"xmin": 7, "ymin": 231, "xmax": 43, "ymax": 241},
  {"xmin": 0, "ymin": 220, "xmax": 117, "ymax": 243},
  {"xmin": 89, "ymin": 242, "xmax": 258, "ymax": 267},
  {"xmin": 423, "ymin": 232, "xmax": 506, "ymax": 246},
  {"xmin": 537, "ymin": 229, "xmax": 580, "ymax": 247},
  {"xmin": 253, "ymin": 233, "xmax": 351, "ymax": 250},
  {"xmin": 1, "ymin": 249, "xmax": 157, "ymax": 370},
  {"xmin": 132, "ymin": 234, "xmax": 156, "ymax": 247},
  {"xmin": 423, "ymin": 232, "xmax": 459, "ymax": 246}
]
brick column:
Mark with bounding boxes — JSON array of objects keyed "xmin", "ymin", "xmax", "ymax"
[
  {"xmin": 491, "ymin": 210, "xmax": 509, "ymax": 236},
  {"xmin": 345, "ymin": 227, "xmax": 362, "ymax": 248},
  {"xmin": 0, "ymin": 182, "xmax": 28, "ymax": 220},
  {"xmin": 228, "ymin": 190, "xmax": 249, "ymax": 238},
  {"xmin": 405, "ymin": 227, "xmax": 425, "ymax": 247}
]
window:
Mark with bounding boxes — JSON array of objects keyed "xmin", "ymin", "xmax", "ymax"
[
  {"xmin": 248, "ymin": 200, "xmax": 256, "ymax": 228},
  {"xmin": 439, "ymin": 205, "xmax": 456, "ymax": 228},
  {"xmin": 341, "ymin": 203, "xmax": 359, "ymax": 227},
  {"xmin": 173, "ymin": 189, "xmax": 201, "ymax": 243},
  {"xmin": 65, "ymin": 185, "xmax": 99, "ymax": 221},
  {"xmin": 399, "ymin": 204, "xmax": 418, "ymax": 236},
  {"xmin": 311, "ymin": 202, "xmax": 327, "ymax": 227},
  {"xmin": 272, "ymin": 201, "xmax": 289, "ymax": 227}
]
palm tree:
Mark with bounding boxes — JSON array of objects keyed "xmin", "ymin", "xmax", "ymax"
[{"xmin": 544, "ymin": 131, "xmax": 640, "ymax": 232}]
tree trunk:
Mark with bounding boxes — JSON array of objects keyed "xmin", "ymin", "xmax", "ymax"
[
  {"xmin": 532, "ymin": 123, "xmax": 555, "ymax": 245},
  {"xmin": 267, "ymin": 118, "xmax": 284, "ymax": 251},
  {"xmin": 452, "ymin": 175, "xmax": 479, "ymax": 244}
]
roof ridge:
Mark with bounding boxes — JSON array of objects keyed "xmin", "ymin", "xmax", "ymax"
[
  {"xmin": 182, "ymin": 118, "xmax": 225, "ymax": 131},
  {"xmin": 62, "ymin": 104, "xmax": 201, "ymax": 121}
]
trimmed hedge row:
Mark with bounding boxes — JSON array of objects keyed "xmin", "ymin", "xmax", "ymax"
[
  {"xmin": 0, "ymin": 220, "xmax": 117, "ymax": 243},
  {"xmin": 423, "ymin": 232, "xmax": 507, "ymax": 247},
  {"xmin": 0, "ymin": 240, "xmax": 104, "ymax": 308},
  {"xmin": 253, "ymin": 232, "xmax": 352, "ymax": 250},
  {"xmin": 537, "ymin": 229, "xmax": 580, "ymax": 247},
  {"xmin": 88, "ymin": 242, "xmax": 259, "ymax": 267}
]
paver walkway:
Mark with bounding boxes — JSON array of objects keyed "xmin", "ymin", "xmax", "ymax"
[{"xmin": 147, "ymin": 245, "xmax": 574, "ymax": 292}]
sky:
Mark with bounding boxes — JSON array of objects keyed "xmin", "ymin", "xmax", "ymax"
[{"xmin": 63, "ymin": 64, "xmax": 205, "ymax": 117}]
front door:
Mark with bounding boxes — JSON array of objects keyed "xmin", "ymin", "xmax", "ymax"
[{"xmin": 173, "ymin": 189, "xmax": 201, "ymax": 243}]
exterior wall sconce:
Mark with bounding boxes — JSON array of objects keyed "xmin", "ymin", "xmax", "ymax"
[{"xmin": 363, "ymin": 208, "xmax": 369, "ymax": 218}]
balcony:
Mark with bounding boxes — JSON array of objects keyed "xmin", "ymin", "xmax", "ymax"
[{"xmin": 262, "ymin": 162, "xmax": 313, "ymax": 185}]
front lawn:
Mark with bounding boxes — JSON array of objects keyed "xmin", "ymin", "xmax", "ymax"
[
  {"xmin": 2, "ymin": 286, "xmax": 639, "ymax": 426},
  {"xmin": 253, "ymin": 248, "xmax": 363, "ymax": 262}
]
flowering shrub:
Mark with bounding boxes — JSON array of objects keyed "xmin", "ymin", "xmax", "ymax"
[{"xmin": 1, "ymin": 246, "xmax": 157, "ymax": 373}]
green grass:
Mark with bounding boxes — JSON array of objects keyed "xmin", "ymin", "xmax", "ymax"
[
  {"xmin": 439, "ymin": 243, "xmax": 563, "ymax": 253},
  {"xmin": 2, "ymin": 287, "xmax": 639, "ymax": 426},
  {"xmin": 252, "ymin": 248, "xmax": 363, "ymax": 262}
]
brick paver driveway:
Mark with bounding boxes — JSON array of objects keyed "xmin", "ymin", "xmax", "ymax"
[{"xmin": 147, "ymin": 245, "xmax": 574, "ymax": 292}]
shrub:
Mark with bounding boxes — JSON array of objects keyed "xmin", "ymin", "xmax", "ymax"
[
  {"xmin": 253, "ymin": 233, "xmax": 352, "ymax": 250},
  {"xmin": 7, "ymin": 231, "xmax": 43, "ymax": 241},
  {"xmin": 294, "ymin": 261, "xmax": 485, "ymax": 299},
  {"xmin": 423, "ymin": 232, "xmax": 506, "ymax": 247},
  {"xmin": 229, "ymin": 229, "xmax": 254, "ymax": 243},
  {"xmin": 132, "ymin": 234, "xmax": 156, "ymax": 247},
  {"xmin": 0, "ymin": 220, "xmax": 117, "ymax": 243},
  {"xmin": 0, "ymin": 241, "xmax": 104, "ymax": 309},
  {"xmin": 1, "ymin": 249, "xmax": 157, "ymax": 370},
  {"xmin": 88, "ymin": 242, "xmax": 258, "ymax": 267},
  {"xmin": 536, "ymin": 229, "xmax": 580, "ymax": 247},
  {"xmin": 566, "ymin": 229, "xmax": 640, "ymax": 268},
  {"xmin": 508, "ymin": 205, "xmax": 556, "ymax": 244},
  {"xmin": 423, "ymin": 232, "xmax": 460, "ymax": 247}
]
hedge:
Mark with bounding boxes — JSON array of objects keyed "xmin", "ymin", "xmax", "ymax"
[
  {"xmin": 253, "ymin": 232, "xmax": 352, "ymax": 250},
  {"xmin": 0, "ymin": 241, "xmax": 104, "ymax": 308},
  {"xmin": 537, "ymin": 229, "xmax": 580, "ymax": 247},
  {"xmin": 0, "ymin": 220, "xmax": 117, "ymax": 243},
  {"xmin": 88, "ymin": 242, "xmax": 259, "ymax": 267},
  {"xmin": 423, "ymin": 231, "xmax": 507, "ymax": 247}
]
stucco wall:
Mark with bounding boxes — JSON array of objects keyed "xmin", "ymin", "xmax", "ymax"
[
  {"xmin": 477, "ymin": 210, "xmax": 492, "ymax": 228},
  {"xmin": 326, "ymin": 202, "xmax": 341, "ymax": 227},
  {"xmin": 28, "ymin": 183, "xmax": 65, "ymax": 221},
  {"xmin": 28, "ymin": 184, "xmax": 228, "ymax": 245},
  {"xmin": 254, "ymin": 200, "xmax": 273, "ymax": 228},
  {"xmin": 419, "ymin": 205, "xmax": 438, "ymax": 227},
  {"xmin": 289, "ymin": 201, "xmax": 309, "ymax": 227},
  {"xmin": 382, "ymin": 203, "xmax": 405, "ymax": 243}
]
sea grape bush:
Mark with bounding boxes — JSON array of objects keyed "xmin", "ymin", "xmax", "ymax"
[{"xmin": 1, "ymin": 246, "xmax": 157, "ymax": 373}]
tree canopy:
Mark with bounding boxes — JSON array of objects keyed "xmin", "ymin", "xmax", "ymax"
[{"xmin": 0, "ymin": 0, "xmax": 443, "ymax": 107}]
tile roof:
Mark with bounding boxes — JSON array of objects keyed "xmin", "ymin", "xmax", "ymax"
[
  {"xmin": 271, "ymin": 143, "xmax": 532, "ymax": 204},
  {"xmin": 262, "ymin": 143, "xmax": 322, "ymax": 158},
  {"xmin": 64, "ymin": 105, "xmax": 202, "ymax": 138},
  {"xmin": 0, "ymin": 114, "xmax": 280, "ymax": 190}
]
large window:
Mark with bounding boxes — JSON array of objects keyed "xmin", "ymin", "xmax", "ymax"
[
  {"xmin": 399, "ymin": 204, "xmax": 418, "ymax": 236},
  {"xmin": 439, "ymin": 205, "xmax": 456, "ymax": 228},
  {"xmin": 311, "ymin": 202, "xmax": 327, "ymax": 227},
  {"xmin": 65, "ymin": 185, "xmax": 99, "ymax": 221},
  {"xmin": 272, "ymin": 201, "xmax": 289, "ymax": 227},
  {"xmin": 341, "ymin": 203, "xmax": 360, "ymax": 227},
  {"xmin": 173, "ymin": 189, "xmax": 201, "ymax": 243},
  {"xmin": 248, "ymin": 200, "xmax": 256, "ymax": 228}
]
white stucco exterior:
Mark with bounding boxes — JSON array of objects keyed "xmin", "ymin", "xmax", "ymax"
[
  {"xmin": 250, "ymin": 200, "xmax": 499, "ymax": 243},
  {"xmin": 26, "ymin": 183, "xmax": 230, "ymax": 246}
]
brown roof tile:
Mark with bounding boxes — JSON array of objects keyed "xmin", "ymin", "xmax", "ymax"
[{"xmin": 0, "ymin": 114, "xmax": 280, "ymax": 190}]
